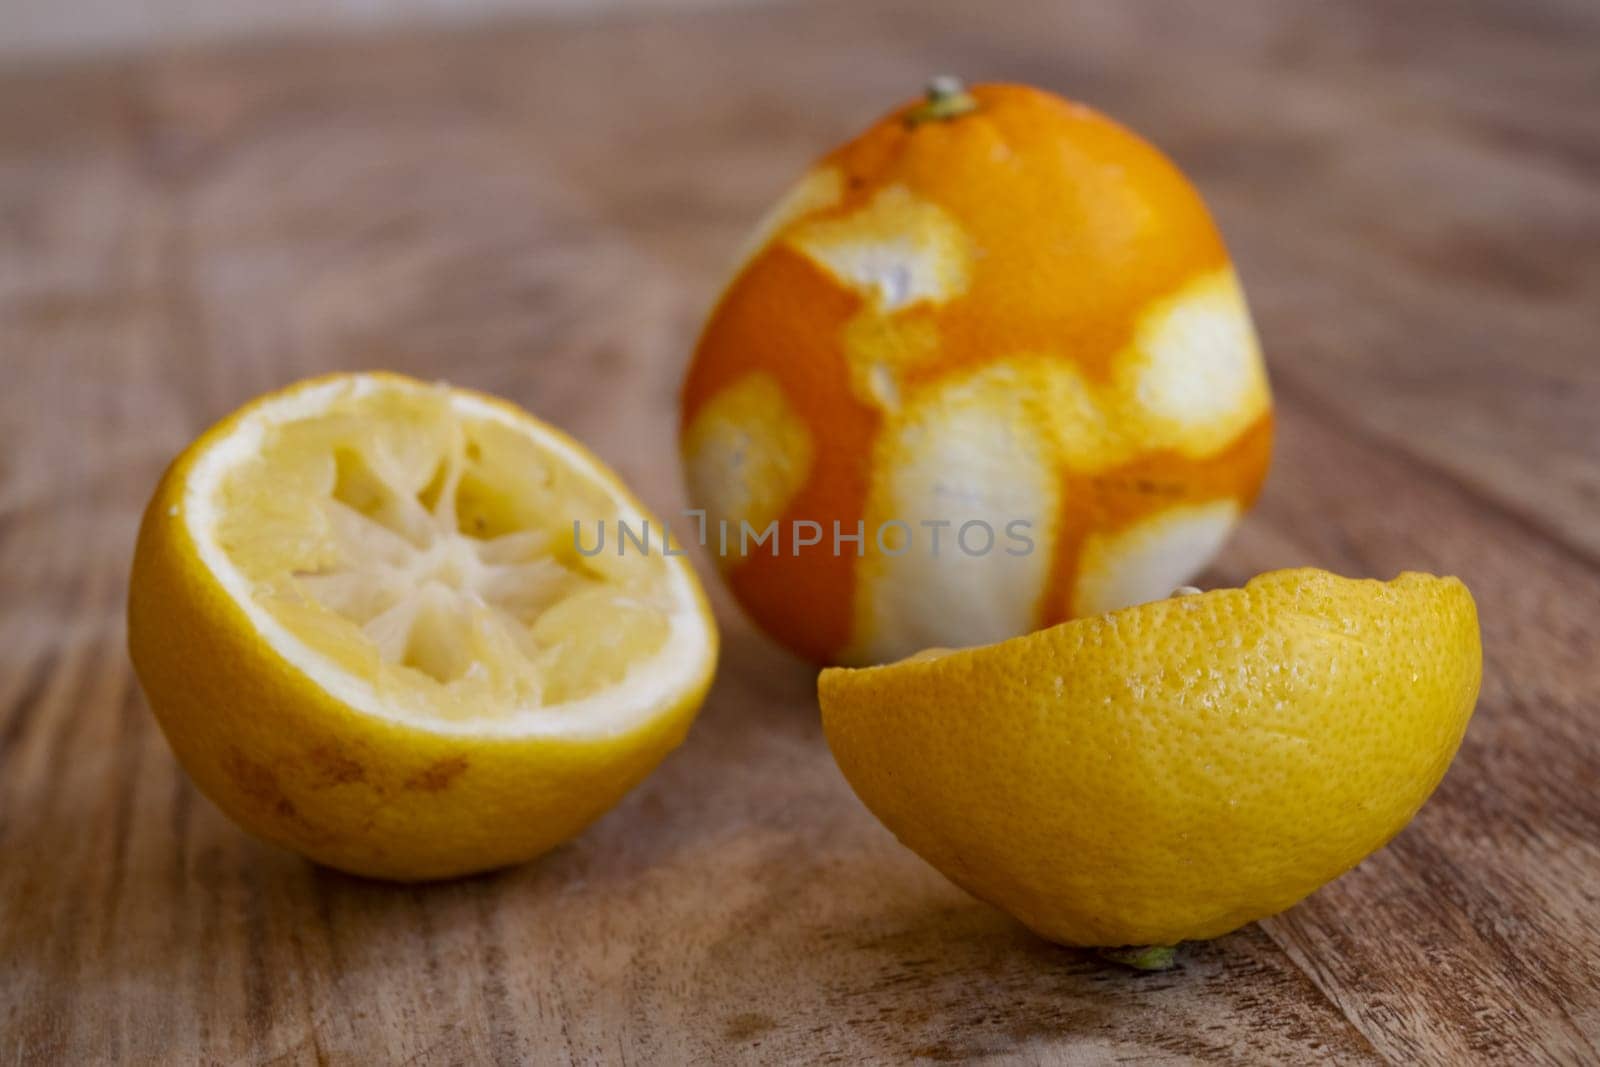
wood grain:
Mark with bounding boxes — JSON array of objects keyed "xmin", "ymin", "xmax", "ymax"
[{"xmin": 3, "ymin": 0, "xmax": 1599, "ymax": 1062}]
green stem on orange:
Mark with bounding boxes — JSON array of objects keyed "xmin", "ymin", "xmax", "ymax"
[{"xmin": 906, "ymin": 75, "xmax": 978, "ymax": 125}]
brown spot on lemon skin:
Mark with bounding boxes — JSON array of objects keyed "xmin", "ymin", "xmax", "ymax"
[
  {"xmin": 306, "ymin": 744, "xmax": 366, "ymax": 786},
  {"xmin": 406, "ymin": 755, "xmax": 469, "ymax": 792},
  {"xmin": 227, "ymin": 750, "xmax": 285, "ymax": 808},
  {"xmin": 226, "ymin": 749, "xmax": 300, "ymax": 821}
]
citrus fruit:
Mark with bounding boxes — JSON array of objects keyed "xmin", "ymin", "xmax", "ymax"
[
  {"xmin": 681, "ymin": 79, "xmax": 1272, "ymax": 665},
  {"xmin": 818, "ymin": 569, "xmax": 1480, "ymax": 950},
  {"xmin": 128, "ymin": 372, "xmax": 717, "ymax": 881}
]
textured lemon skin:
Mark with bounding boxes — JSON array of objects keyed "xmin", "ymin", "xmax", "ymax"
[
  {"xmin": 819, "ymin": 569, "xmax": 1480, "ymax": 946},
  {"xmin": 128, "ymin": 374, "xmax": 717, "ymax": 882}
]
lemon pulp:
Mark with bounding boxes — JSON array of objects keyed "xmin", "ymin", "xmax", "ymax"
[{"xmin": 196, "ymin": 379, "xmax": 685, "ymax": 725}]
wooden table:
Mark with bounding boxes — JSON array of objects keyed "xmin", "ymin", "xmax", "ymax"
[{"xmin": 4, "ymin": 0, "xmax": 1598, "ymax": 1061}]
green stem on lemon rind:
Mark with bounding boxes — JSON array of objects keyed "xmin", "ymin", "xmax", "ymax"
[{"xmin": 1098, "ymin": 944, "xmax": 1179, "ymax": 972}]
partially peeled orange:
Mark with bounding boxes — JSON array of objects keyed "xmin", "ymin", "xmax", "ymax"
[{"xmin": 681, "ymin": 80, "xmax": 1272, "ymax": 665}]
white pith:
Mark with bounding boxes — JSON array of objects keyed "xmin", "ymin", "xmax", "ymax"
[{"xmin": 183, "ymin": 376, "xmax": 712, "ymax": 740}]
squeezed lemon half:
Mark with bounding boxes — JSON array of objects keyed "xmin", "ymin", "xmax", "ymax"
[
  {"xmin": 820, "ymin": 569, "xmax": 1480, "ymax": 949},
  {"xmin": 129, "ymin": 372, "xmax": 717, "ymax": 880}
]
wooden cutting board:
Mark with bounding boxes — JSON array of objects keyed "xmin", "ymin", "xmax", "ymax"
[{"xmin": 4, "ymin": 0, "xmax": 1598, "ymax": 1061}]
